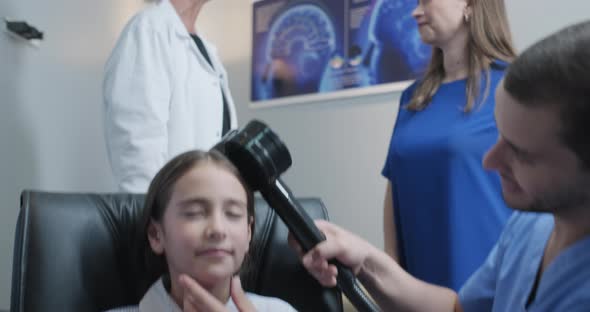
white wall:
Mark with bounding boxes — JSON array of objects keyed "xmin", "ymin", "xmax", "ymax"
[
  {"xmin": 0, "ymin": 0, "xmax": 589, "ymax": 309},
  {"xmin": 0, "ymin": 0, "xmax": 146, "ymax": 307},
  {"xmin": 507, "ymin": 0, "xmax": 590, "ymax": 51}
]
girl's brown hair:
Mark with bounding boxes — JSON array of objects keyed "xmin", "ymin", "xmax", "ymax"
[{"xmin": 138, "ymin": 149, "xmax": 255, "ymax": 289}]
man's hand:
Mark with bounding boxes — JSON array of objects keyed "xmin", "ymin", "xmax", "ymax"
[
  {"xmin": 179, "ymin": 274, "xmax": 256, "ymax": 312},
  {"xmin": 288, "ymin": 220, "xmax": 372, "ymax": 287}
]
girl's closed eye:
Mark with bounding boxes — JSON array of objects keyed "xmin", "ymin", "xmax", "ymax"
[
  {"xmin": 182, "ymin": 207, "xmax": 207, "ymax": 219},
  {"xmin": 225, "ymin": 206, "xmax": 246, "ymax": 220}
]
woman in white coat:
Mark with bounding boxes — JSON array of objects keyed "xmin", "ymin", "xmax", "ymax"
[{"xmin": 103, "ymin": 0, "xmax": 237, "ymax": 193}]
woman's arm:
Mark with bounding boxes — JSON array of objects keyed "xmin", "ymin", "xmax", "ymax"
[{"xmin": 383, "ymin": 182, "xmax": 400, "ymax": 262}]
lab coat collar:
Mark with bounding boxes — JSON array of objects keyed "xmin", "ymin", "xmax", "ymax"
[
  {"xmin": 156, "ymin": 0, "xmax": 220, "ymax": 74},
  {"xmin": 156, "ymin": 0, "xmax": 192, "ymax": 39}
]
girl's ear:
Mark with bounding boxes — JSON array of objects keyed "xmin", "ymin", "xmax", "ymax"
[
  {"xmin": 147, "ymin": 220, "xmax": 165, "ymax": 254},
  {"xmin": 247, "ymin": 216, "xmax": 254, "ymax": 243}
]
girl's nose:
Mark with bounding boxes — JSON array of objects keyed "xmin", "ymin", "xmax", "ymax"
[{"xmin": 205, "ymin": 213, "xmax": 227, "ymax": 240}]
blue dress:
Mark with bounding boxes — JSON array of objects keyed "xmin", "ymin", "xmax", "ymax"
[
  {"xmin": 381, "ymin": 62, "xmax": 513, "ymax": 290},
  {"xmin": 459, "ymin": 212, "xmax": 590, "ymax": 311}
]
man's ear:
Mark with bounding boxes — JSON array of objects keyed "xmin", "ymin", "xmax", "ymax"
[{"xmin": 148, "ymin": 220, "xmax": 165, "ymax": 254}]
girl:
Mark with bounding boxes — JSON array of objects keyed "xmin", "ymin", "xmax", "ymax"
[{"xmin": 110, "ymin": 150, "xmax": 296, "ymax": 311}]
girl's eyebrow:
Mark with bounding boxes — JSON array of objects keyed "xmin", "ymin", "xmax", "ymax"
[
  {"xmin": 176, "ymin": 197, "xmax": 247, "ymax": 208},
  {"xmin": 224, "ymin": 198, "xmax": 247, "ymax": 208},
  {"xmin": 176, "ymin": 197, "xmax": 208, "ymax": 208}
]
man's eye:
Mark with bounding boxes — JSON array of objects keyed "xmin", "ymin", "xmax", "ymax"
[{"xmin": 514, "ymin": 151, "xmax": 535, "ymax": 164}]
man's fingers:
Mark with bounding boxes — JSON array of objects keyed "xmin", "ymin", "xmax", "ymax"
[
  {"xmin": 302, "ymin": 240, "xmax": 341, "ymax": 266},
  {"xmin": 183, "ymin": 293, "xmax": 198, "ymax": 312},
  {"xmin": 293, "ymin": 219, "xmax": 349, "ymax": 288},
  {"xmin": 301, "ymin": 250, "xmax": 338, "ymax": 287},
  {"xmin": 287, "ymin": 232, "xmax": 304, "ymax": 256},
  {"xmin": 230, "ymin": 276, "xmax": 257, "ymax": 312},
  {"xmin": 179, "ymin": 274, "xmax": 227, "ymax": 311}
]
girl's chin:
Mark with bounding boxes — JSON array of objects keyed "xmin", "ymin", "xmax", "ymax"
[{"xmin": 187, "ymin": 271, "xmax": 234, "ymax": 287}]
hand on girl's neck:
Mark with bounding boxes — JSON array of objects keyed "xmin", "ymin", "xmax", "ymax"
[
  {"xmin": 170, "ymin": 274, "xmax": 231, "ymax": 308},
  {"xmin": 207, "ymin": 279, "xmax": 232, "ymax": 305}
]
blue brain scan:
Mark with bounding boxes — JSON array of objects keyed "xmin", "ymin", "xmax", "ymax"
[
  {"xmin": 365, "ymin": 0, "xmax": 431, "ymax": 84},
  {"xmin": 260, "ymin": 3, "xmax": 337, "ymax": 98}
]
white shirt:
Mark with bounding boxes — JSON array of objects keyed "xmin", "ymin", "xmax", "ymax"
[
  {"xmin": 103, "ymin": 0, "xmax": 237, "ymax": 193},
  {"xmin": 105, "ymin": 278, "xmax": 298, "ymax": 312}
]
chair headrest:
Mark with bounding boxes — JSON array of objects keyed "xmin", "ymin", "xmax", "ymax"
[{"xmin": 11, "ymin": 191, "xmax": 342, "ymax": 311}]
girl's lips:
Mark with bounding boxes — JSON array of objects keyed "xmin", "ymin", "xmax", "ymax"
[{"xmin": 195, "ymin": 248, "xmax": 232, "ymax": 257}]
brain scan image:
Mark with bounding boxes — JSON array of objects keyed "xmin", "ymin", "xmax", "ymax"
[
  {"xmin": 260, "ymin": 3, "xmax": 337, "ymax": 98},
  {"xmin": 251, "ymin": 0, "xmax": 431, "ymax": 102},
  {"xmin": 364, "ymin": 0, "xmax": 431, "ymax": 84}
]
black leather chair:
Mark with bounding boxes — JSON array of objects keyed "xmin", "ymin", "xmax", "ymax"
[{"xmin": 11, "ymin": 191, "xmax": 342, "ymax": 312}]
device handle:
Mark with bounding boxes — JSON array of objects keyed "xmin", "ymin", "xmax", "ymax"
[{"xmin": 260, "ymin": 178, "xmax": 380, "ymax": 312}]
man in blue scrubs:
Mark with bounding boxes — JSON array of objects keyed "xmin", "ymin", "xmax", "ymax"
[
  {"xmin": 177, "ymin": 21, "xmax": 590, "ymax": 312},
  {"xmin": 455, "ymin": 19, "xmax": 590, "ymax": 310}
]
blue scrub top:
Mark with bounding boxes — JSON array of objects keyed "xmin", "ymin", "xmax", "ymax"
[
  {"xmin": 382, "ymin": 62, "xmax": 513, "ymax": 290},
  {"xmin": 459, "ymin": 212, "xmax": 590, "ymax": 311}
]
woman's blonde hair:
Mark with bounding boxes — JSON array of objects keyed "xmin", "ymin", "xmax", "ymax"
[{"xmin": 406, "ymin": 0, "xmax": 516, "ymax": 112}]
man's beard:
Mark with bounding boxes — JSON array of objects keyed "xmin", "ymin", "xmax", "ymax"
[{"xmin": 522, "ymin": 184, "xmax": 590, "ymax": 214}]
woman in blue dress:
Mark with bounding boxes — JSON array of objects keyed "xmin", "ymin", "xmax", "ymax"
[{"xmin": 382, "ymin": 0, "xmax": 516, "ymax": 290}]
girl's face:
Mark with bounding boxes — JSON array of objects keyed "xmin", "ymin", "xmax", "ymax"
[{"xmin": 148, "ymin": 163, "xmax": 251, "ymax": 287}]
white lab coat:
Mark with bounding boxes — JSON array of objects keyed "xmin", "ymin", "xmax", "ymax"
[{"xmin": 103, "ymin": 0, "xmax": 237, "ymax": 193}]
